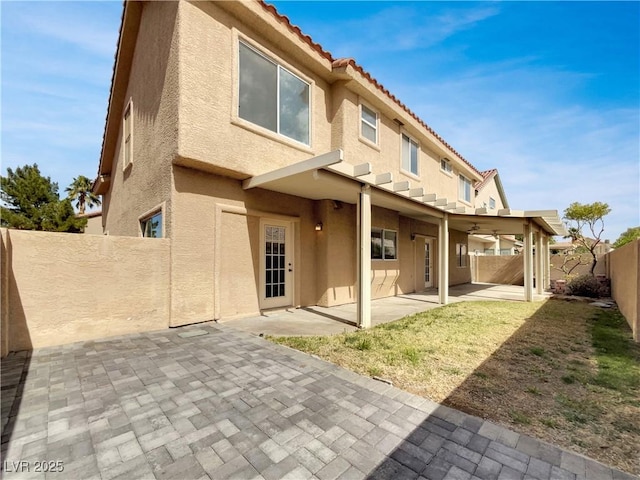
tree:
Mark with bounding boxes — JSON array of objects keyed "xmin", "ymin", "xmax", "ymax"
[
  {"xmin": 0, "ymin": 164, "xmax": 86, "ymax": 232},
  {"xmin": 66, "ymin": 175, "xmax": 101, "ymax": 215},
  {"xmin": 563, "ymin": 201, "xmax": 611, "ymax": 275},
  {"xmin": 613, "ymin": 226, "xmax": 640, "ymax": 249}
]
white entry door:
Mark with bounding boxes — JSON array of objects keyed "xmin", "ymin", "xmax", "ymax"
[
  {"xmin": 425, "ymin": 239, "xmax": 434, "ymax": 288},
  {"xmin": 260, "ymin": 220, "xmax": 293, "ymax": 309}
]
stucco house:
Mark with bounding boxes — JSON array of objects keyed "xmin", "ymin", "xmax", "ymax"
[
  {"xmin": 468, "ymin": 169, "xmax": 521, "ymax": 256},
  {"xmin": 78, "ymin": 210, "xmax": 103, "ymax": 235},
  {"xmin": 93, "ymin": 0, "xmax": 566, "ymax": 328}
]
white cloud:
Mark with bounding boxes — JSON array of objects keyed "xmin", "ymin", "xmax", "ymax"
[
  {"xmin": 296, "ymin": 3, "xmax": 500, "ymax": 58},
  {"xmin": 8, "ymin": 3, "xmax": 119, "ymax": 58}
]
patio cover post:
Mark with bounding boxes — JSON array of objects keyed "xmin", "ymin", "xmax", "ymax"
[
  {"xmin": 543, "ymin": 235, "xmax": 551, "ymax": 291},
  {"xmin": 535, "ymin": 230, "xmax": 544, "ymax": 295},
  {"xmin": 357, "ymin": 184, "xmax": 371, "ymax": 328},
  {"xmin": 438, "ymin": 213, "xmax": 449, "ymax": 305},
  {"xmin": 523, "ymin": 221, "xmax": 534, "ymax": 302}
]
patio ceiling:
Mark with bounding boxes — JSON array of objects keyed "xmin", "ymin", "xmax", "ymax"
[{"xmin": 243, "ymin": 150, "xmax": 567, "ymax": 237}]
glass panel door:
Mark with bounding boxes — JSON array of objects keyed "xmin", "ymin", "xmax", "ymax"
[
  {"xmin": 425, "ymin": 240, "xmax": 433, "ymax": 288},
  {"xmin": 260, "ymin": 220, "xmax": 293, "ymax": 309},
  {"xmin": 265, "ymin": 225, "xmax": 286, "ymax": 299}
]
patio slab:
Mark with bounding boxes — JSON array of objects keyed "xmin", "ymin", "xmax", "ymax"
[
  {"xmin": 222, "ymin": 283, "xmax": 552, "ymax": 337},
  {"xmin": 1, "ymin": 321, "xmax": 631, "ymax": 480}
]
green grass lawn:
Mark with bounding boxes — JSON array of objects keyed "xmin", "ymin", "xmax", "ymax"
[{"xmin": 269, "ymin": 299, "xmax": 640, "ymax": 475}]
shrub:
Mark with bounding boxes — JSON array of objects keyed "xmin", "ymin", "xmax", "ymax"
[{"xmin": 566, "ymin": 274, "xmax": 603, "ymax": 298}]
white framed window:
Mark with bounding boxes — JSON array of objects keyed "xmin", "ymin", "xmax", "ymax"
[
  {"xmin": 401, "ymin": 133, "xmax": 419, "ymax": 176},
  {"xmin": 456, "ymin": 243, "xmax": 467, "ymax": 267},
  {"xmin": 123, "ymin": 100, "xmax": 133, "ymax": 170},
  {"xmin": 372, "ymin": 228, "xmax": 397, "ymax": 260},
  {"xmin": 440, "ymin": 158, "xmax": 452, "ymax": 174},
  {"xmin": 360, "ymin": 104, "xmax": 378, "ymax": 144},
  {"xmin": 500, "ymin": 248, "xmax": 512, "ymax": 256},
  {"xmin": 484, "ymin": 249, "xmax": 495, "ymax": 256},
  {"xmin": 141, "ymin": 211, "xmax": 162, "ymax": 238},
  {"xmin": 238, "ymin": 41, "xmax": 310, "ymax": 145},
  {"xmin": 489, "ymin": 197, "xmax": 496, "ymax": 209},
  {"xmin": 459, "ymin": 174, "xmax": 472, "ymax": 203}
]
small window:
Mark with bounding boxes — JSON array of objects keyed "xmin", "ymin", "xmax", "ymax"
[
  {"xmin": 489, "ymin": 197, "xmax": 496, "ymax": 209},
  {"xmin": 456, "ymin": 243, "xmax": 467, "ymax": 267},
  {"xmin": 500, "ymin": 249, "xmax": 512, "ymax": 256},
  {"xmin": 484, "ymin": 249, "xmax": 495, "ymax": 256},
  {"xmin": 361, "ymin": 104, "xmax": 378, "ymax": 144},
  {"xmin": 141, "ymin": 211, "xmax": 162, "ymax": 238},
  {"xmin": 459, "ymin": 175, "xmax": 472, "ymax": 203},
  {"xmin": 401, "ymin": 134, "xmax": 419, "ymax": 176},
  {"xmin": 238, "ymin": 42, "xmax": 310, "ymax": 145},
  {"xmin": 372, "ymin": 228, "xmax": 397, "ymax": 260},
  {"xmin": 123, "ymin": 100, "xmax": 133, "ymax": 169},
  {"xmin": 440, "ymin": 158, "xmax": 452, "ymax": 174}
]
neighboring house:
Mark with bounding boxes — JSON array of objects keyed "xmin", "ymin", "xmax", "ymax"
[
  {"xmin": 468, "ymin": 169, "xmax": 521, "ymax": 256},
  {"xmin": 550, "ymin": 238, "xmax": 612, "ymax": 255},
  {"xmin": 93, "ymin": 0, "xmax": 565, "ymax": 328},
  {"xmin": 78, "ymin": 210, "xmax": 103, "ymax": 235}
]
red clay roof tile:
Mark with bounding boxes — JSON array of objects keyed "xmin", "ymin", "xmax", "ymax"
[{"xmin": 475, "ymin": 169, "xmax": 498, "ymax": 190}]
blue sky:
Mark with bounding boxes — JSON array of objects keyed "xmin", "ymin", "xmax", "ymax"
[{"xmin": 2, "ymin": 1, "xmax": 638, "ymax": 241}]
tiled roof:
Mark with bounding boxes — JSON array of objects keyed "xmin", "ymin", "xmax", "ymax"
[
  {"xmin": 257, "ymin": 1, "xmax": 481, "ymax": 177},
  {"xmin": 475, "ymin": 169, "xmax": 497, "ymax": 191},
  {"xmin": 94, "ymin": 0, "xmax": 127, "ymax": 186}
]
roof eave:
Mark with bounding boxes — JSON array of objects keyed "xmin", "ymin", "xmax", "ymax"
[
  {"xmin": 95, "ymin": 1, "xmax": 143, "ymax": 182},
  {"xmin": 493, "ymin": 172, "xmax": 510, "ymax": 209}
]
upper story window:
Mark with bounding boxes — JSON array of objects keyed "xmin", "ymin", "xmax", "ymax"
[
  {"xmin": 141, "ymin": 211, "xmax": 162, "ymax": 238},
  {"xmin": 440, "ymin": 158, "xmax": 452, "ymax": 174},
  {"xmin": 238, "ymin": 42, "xmax": 310, "ymax": 145},
  {"xmin": 459, "ymin": 174, "xmax": 472, "ymax": 203},
  {"xmin": 360, "ymin": 104, "xmax": 378, "ymax": 144},
  {"xmin": 401, "ymin": 134, "xmax": 419, "ymax": 176},
  {"xmin": 123, "ymin": 100, "xmax": 133, "ymax": 170},
  {"xmin": 489, "ymin": 197, "xmax": 496, "ymax": 209}
]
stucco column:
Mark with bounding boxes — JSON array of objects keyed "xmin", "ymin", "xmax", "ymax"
[
  {"xmin": 438, "ymin": 213, "xmax": 449, "ymax": 305},
  {"xmin": 357, "ymin": 185, "xmax": 371, "ymax": 328},
  {"xmin": 535, "ymin": 230, "xmax": 544, "ymax": 295},
  {"xmin": 543, "ymin": 235, "xmax": 551, "ymax": 291},
  {"xmin": 523, "ymin": 221, "xmax": 534, "ymax": 302}
]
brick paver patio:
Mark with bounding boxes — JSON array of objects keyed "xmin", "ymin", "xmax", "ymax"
[{"xmin": 1, "ymin": 323, "xmax": 634, "ymax": 480}]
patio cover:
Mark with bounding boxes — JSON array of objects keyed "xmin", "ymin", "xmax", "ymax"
[{"xmin": 243, "ymin": 150, "xmax": 567, "ymax": 327}]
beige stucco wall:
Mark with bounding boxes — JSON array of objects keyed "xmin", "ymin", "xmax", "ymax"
[
  {"xmin": 94, "ymin": 0, "xmax": 484, "ymax": 330},
  {"xmin": 83, "ymin": 214, "xmax": 103, "ymax": 235},
  {"xmin": 549, "ymin": 253, "xmax": 607, "ymax": 281},
  {"xmin": 0, "ymin": 228, "xmax": 170, "ymax": 353},
  {"xmin": 449, "ymin": 229, "xmax": 472, "ymax": 285},
  {"xmin": 607, "ymin": 240, "xmax": 640, "ymax": 342},
  {"xmin": 1, "ymin": 231, "xmax": 8, "ymax": 357},
  {"xmin": 469, "ymin": 235, "xmax": 518, "ymax": 256},
  {"xmin": 316, "ymin": 200, "xmax": 356, "ymax": 307},
  {"xmin": 102, "ymin": 1, "xmax": 180, "ymax": 238},
  {"xmin": 469, "ymin": 236, "xmax": 497, "ymax": 255},
  {"xmin": 176, "ymin": 1, "xmax": 333, "ymax": 178},
  {"xmin": 170, "ymin": 167, "xmax": 319, "ymax": 326},
  {"xmin": 473, "ymin": 255, "xmax": 524, "ymax": 285},
  {"xmin": 173, "ymin": 1, "xmax": 480, "ymax": 203},
  {"xmin": 475, "ymin": 178, "xmax": 504, "ymax": 212},
  {"xmin": 330, "ymin": 84, "xmax": 477, "ymax": 205}
]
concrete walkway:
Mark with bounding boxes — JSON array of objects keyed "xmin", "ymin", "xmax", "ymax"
[
  {"xmin": 223, "ymin": 283, "xmax": 552, "ymax": 337},
  {"xmin": 1, "ymin": 323, "xmax": 632, "ymax": 480}
]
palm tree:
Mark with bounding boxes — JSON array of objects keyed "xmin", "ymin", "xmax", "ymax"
[{"xmin": 66, "ymin": 175, "xmax": 101, "ymax": 215}]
